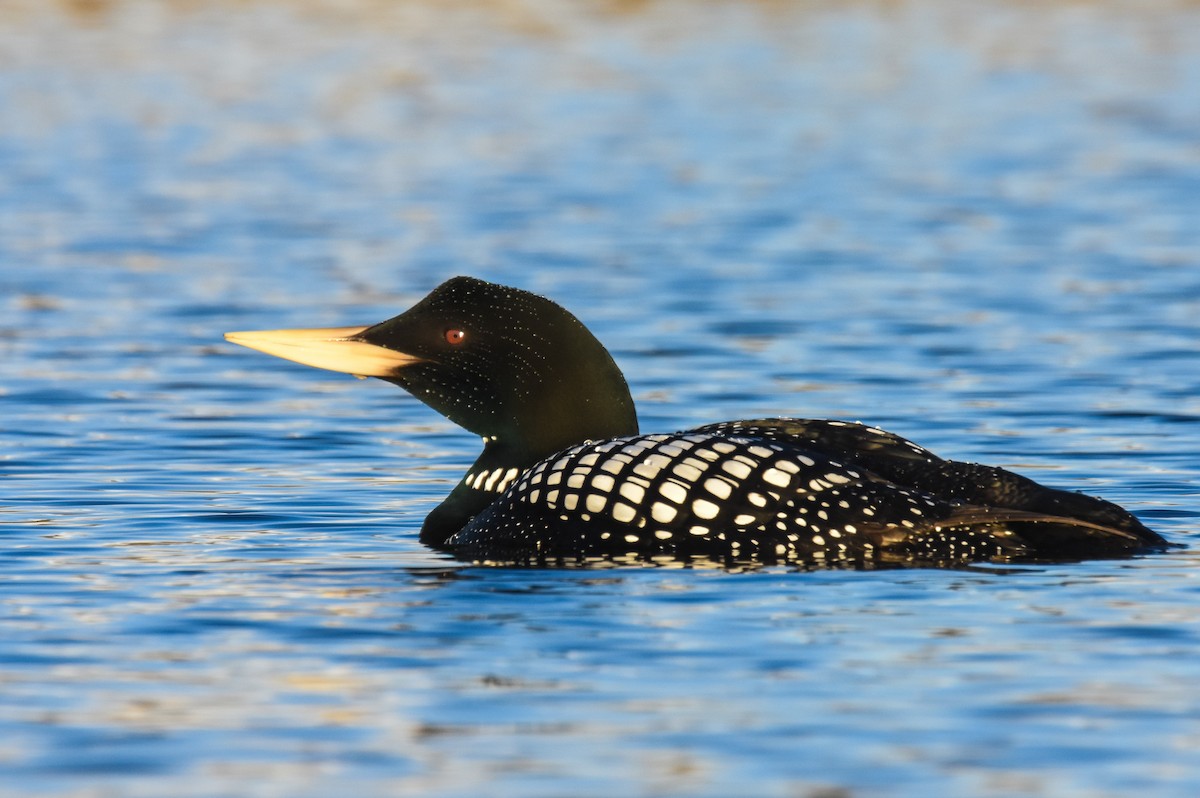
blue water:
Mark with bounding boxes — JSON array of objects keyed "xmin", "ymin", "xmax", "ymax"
[{"xmin": 3, "ymin": 1, "xmax": 1200, "ymax": 795}]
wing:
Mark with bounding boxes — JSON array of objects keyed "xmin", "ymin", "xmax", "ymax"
[{"xmin": 690, "ymin": 418, "xmax": 1165, "ymax": 547}]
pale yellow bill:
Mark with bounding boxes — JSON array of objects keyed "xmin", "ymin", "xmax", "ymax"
[{"xmin": 224, "ymin": 325, "xmax": 422, "ymax": 378}]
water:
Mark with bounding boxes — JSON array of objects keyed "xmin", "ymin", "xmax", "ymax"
[{"xmin": 3, "ymin": 1, "xmax": 1200, "ymax": 795}]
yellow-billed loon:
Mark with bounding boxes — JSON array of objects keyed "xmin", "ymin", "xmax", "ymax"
[{"xmin": 225, "ymin": 276, "xmax": 1168, "ymax": 567}]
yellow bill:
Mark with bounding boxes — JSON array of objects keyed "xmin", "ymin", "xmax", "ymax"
[{"xmin": 224, "ymin": 325, "xmax": 422, "ymax": 378}]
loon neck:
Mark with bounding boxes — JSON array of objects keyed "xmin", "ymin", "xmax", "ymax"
[{"xmin": 418, "ymin": 437, "xmax": 547, "ymax": 548}]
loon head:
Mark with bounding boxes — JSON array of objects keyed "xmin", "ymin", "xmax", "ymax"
[
  {"xmin": 226, "ymin": 276, "xmax": 639, "ymax": 457},
  {"xmin": 225, "ymin": 276, "xmax": 640, "ymax": 539}
]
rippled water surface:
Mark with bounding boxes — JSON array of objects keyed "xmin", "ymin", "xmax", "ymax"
[{"xmin": 3, "ymin": 1, "xmax": 1200, "ymax": 795}]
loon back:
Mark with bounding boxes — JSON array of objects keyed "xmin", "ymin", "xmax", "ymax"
[{"xmin": 447, "ymin": 422, "xmax": 1163, "ymax": 566}]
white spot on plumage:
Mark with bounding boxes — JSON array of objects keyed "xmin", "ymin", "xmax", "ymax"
[
  {"xmin": 601, "ymin": 459, "xmax": 624, "ymax": 475},
  {"xmin": 721, "ymin": 460, "xmax": 752, "ymax": 480},
  {"xmin": 720, "ymin": 463, "xmax": 748, "ymax": 482},
  {"xmin": 613, "ymin": 502, "xmax": 637, "ymax": 524},
  {"xmin": 633, "ymin": 454, "xmax": 672, "ymax": 480},
  {"xmin": 763, "ymin": 468, "xmax": 790, "ymax": 488},
  {"xmin": 651, "ymin": 502, "xmax": 677, "ymax": 524},
  {"xmin": 659, "ymin": 480, "xmax": 688, "ymax": 505},
  {"xmin": 592, "ymin": 474, "xmax": 615, "ymax": 493},
  {"xmin": 498, "ymin": 467, "xmax": 519, "ymax": 491},
  {"xmin": 619, "ymin": 482, "xmax": 645, "ymax": 504},
  {"xmin": 586, "ymin": 494, "xmax": 607, "ymax": 513},
  {"xmin": 688, "ymin": 525, "xmax": 709, "ymax": 536},
  {"xmin": 692, "ymin": 499, "xmax": 719, "ymax": 520},
  {"xmin": 704, "ymin": 477, "xmax": 732, "ymax": 499},
  {"xmin": 654, "ymin": 530, "xmax": 673, "ymax": 540},
  {"xmin": 733, "ymin": 514, "xmax": 755, "ymax": 526},
  {"xmin": 633, "ymin": 463, "xmax": 659, "ymax": 480}
]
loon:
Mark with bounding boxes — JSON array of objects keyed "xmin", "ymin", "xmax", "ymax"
[{"xmin": 225, "ymin": 275, "xmax": 1168, "ymax": 567}]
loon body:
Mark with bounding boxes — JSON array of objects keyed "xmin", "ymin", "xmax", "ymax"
[{"xmin": 226, "ymin": 276, "xmax": 1167, "ymax": 567}]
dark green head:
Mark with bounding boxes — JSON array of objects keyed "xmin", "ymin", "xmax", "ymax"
[{"xmin": 226, "ymin": 276, "xmax": 639, "ymax": 465}]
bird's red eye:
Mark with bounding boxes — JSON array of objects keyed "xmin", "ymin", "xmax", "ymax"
[{"xmin": 444, "ymin": 328, "xmax": 466, "ymax": 345}]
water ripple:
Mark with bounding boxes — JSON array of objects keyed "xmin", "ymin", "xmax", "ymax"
[{"xmin": 2, "ymin": 1, "xmax": 1200, "ymax": 796}]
